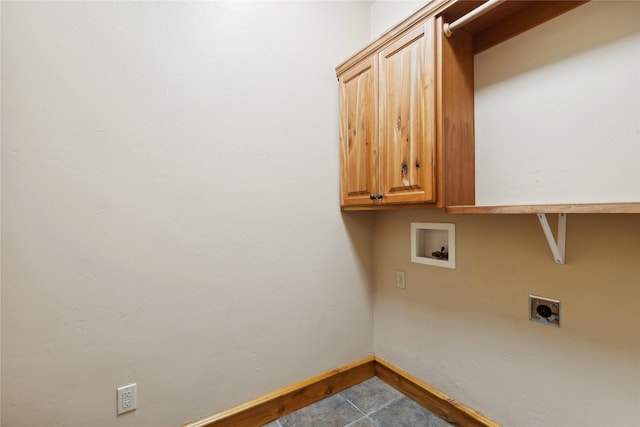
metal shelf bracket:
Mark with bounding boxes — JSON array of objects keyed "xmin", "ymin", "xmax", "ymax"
[{"xmin": 537, "ymin": 213, "xmax": 566, "ymax": 264}]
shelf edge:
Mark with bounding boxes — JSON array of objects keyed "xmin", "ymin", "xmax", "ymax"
[{"xmin": 445, "ymin": 202, "xmax": 640, "ymax": 214}]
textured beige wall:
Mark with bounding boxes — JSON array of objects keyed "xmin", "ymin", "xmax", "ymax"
[
  {"xmin": 372, "ymin": 2, "xmax": 640, "ymax": 426},
  {"xmin": 475, "ymin": 2, "xmax": 640, "ymax": 205},
  {"xmin": 373, "ymin": 210, "xmax": 640, "ymax": 426},
  {"xmin": 369, "ymin": 1, "xmax": 425, "ymax": 39},
  {"xmin": 1, "ymin": 2, "xmax": 373, "ymax": 426},
  {"xmin": 3, "ymin": 1, "xmax": 639, "ymax": 426}
]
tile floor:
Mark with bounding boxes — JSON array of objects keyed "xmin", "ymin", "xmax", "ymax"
[{"xmin": 261, "ymin": 376, "xmax": 454, "ymax": 427}]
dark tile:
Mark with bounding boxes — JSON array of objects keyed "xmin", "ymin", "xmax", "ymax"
[
  {"xmin": 345, "ymin": 416, "xmax": 378, "ymax": 427},
  {"xmin": 341, "ymin": 377, "xmax": 404, "ymax": 415},
  {"xmin": 341, "ymin": 377, "xmax": 403, "ymax": 414},
  {"xmin": 369, "ymin": 396, "xmax": 453, "ymax": 427},
  {"xmin": 278, "ymin": 394, "xmax": 364, "ymax": 427},
  {"xmin": 427, "ymin": 415, "xmax": 454, "ymax": 427}
]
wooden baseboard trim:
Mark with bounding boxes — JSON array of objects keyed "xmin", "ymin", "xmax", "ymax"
[
  {"xmin": 374, "ymin": 357, "xmax": 500, "ymax": 427},
  {"xmin": 183, "ymin": 355, "xmax": 499, "ymax": 427},
  {"xmin": 182, "ymin": 356, "xmax": 376, "ymax": 427}
]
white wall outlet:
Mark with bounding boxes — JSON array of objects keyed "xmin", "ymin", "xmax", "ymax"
[
  {"xmin": 396, "ymin": 270, "xmax": 406, "ymax": 289},
  {"xmin": 117, "ymin": 383, "xmax": 137, "ymax": 414}
]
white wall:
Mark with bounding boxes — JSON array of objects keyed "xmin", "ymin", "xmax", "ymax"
[
  {"xmin": 0, "ymin": 2, "xmax": 3, "ymax": 416},
  {"xmin": 372, "ymin": 1, "xmax": 640, "ymax": 427},
  {"xmin": 4, "ymin": 1, "xmax": 639, "ymax": 426},
  {"xmin": 475, "ymin": 1, "xmax": 640, "ymax": 204},
  {"xmin": 369, "ymin": 1, "xmax": 426, "ymax": 39},
  {"xmin": 1, "ymin": 2, "xmax": 373, "ymax": 426}
]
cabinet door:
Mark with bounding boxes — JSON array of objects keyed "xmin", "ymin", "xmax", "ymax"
[
  {"xmin": 378, "ymin": 20, "xmax": 436, "ymax": 204},
  {"xmin": 338, "ymin": 57, "xmax": 378, "ymax": 207}
]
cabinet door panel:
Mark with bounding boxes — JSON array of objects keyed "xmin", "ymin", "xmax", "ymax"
[
  {"xmin": 339, "ymin": 58, "xmax": 378, "ymax": 207},
  {"xmin": 379, "ymin": 21, "xmax": 436, "ymax": 204}
]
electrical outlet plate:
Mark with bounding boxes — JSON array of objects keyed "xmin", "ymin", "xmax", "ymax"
[
  {"xmin": 529, "ymin": 295, "xmax": 560, "ymax": 327},
  {"xmin": 396, "ymin": 270, "xmax": 406, "ymax": 289},
  {"xmin": 117, "ymin": 383, "xmax": 137, "ymax": 414}
]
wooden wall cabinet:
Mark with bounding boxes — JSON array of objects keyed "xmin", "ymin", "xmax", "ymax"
[
  {"xmin": 338, "ymin": 16, "xmax": 475, "ymax": 210},
  {"xmin": 336, "ymin": 0, "xmax": 589, "ymax": 211}
]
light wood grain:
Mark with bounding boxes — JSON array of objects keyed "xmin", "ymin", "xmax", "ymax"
[
  {"xmin": 337, "ymin": 7, "xmax": 474, "ymax": 210},
  {"xmin": 375, "ymin": 357, "xmax": 501, "ymax": 427},
  {"xmin": 183, "ymin": 356, "xmax": 503, "ymax": 427},
  {"xmin": 436, "ymin": 17, "xmax": 475, "ymax": 208},
  {"xmin": 379, "ymin": 22, "xmax": 436, "ymax": 205},
  {"xmin": 339, "ymin": 58, "xmax": 378, "ymax": 207},
  {"xmin": 445, "ymin": 203, "xmax": 640, "ymax": 214},
  {"xmin": 182, "ymin": 357, "xmax": 376, "ymax": 427}
]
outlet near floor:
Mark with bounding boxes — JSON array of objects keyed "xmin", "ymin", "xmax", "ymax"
[{"xmin": 117, "ymin": 383, "xmax": 137, "ymax": 414}]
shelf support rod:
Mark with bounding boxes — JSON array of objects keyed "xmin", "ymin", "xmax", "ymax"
[{"xmin": 537, "ymin": 213, "xmax": 566, "ymax": 264}]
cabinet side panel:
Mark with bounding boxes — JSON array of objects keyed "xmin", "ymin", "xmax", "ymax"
[{"xmin": 437, "ymin": 17, "xmax": 475, "ymax": 207}]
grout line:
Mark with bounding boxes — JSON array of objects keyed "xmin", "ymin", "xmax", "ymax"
[
  {"xmin": 366, "ymin": 394, "xmax": 405, "ymax": 418},
  {"xmin": 344, "ymin": 415, "xmax": 370, "ymax": 427},
  {"xmin": 343, "ymin": 394, "xmax": 367, "ymax": 418}
]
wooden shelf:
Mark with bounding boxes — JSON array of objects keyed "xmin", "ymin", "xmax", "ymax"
[
  {"xmin": 445, "ymin": 202, "xmax": 640, "ymax": 264},
  {"xmin": 447, "ymin": 0, "xmax": 589, "ymax": 54},
  {"xmin": 445, "ymin": 202, "xmax": 640, "ymax": 214}
]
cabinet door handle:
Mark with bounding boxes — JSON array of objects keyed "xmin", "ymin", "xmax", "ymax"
[
  {"xmin": 370, "ymin": 194, "xmax": 376, "ymax": 200},
  {"xmin": 377, "ymin": 194, "xmax": 384, "ymax": 199}
]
